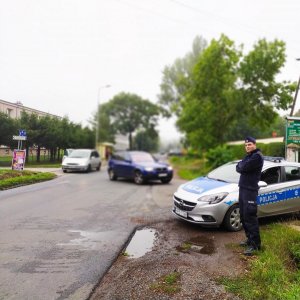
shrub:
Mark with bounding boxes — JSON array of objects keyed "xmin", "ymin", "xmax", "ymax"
[
  {"xmin": 227, "ymin": 142, "xmax": 285, "ymax": 160},
  {"xmin": 206, "ymin": 145, "xmax": 235, "ymax": 169},
  {"xmin": 258, "ymin": 142, "xmax": 285, "ymax": 157}
]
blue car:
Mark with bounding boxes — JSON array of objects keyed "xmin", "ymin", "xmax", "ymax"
[{"xmin": 107, "ymin": 151, "xmax": 173, "ymax": 184}]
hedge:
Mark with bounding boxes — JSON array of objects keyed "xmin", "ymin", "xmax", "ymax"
[{"xmin": 228, "ymin": 142, "xmax": 285, "ymax": 160}]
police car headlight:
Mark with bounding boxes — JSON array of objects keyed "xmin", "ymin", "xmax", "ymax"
[
  {"xmin": 198, "ymin": 192, "xmax": 229, "ymax": 204},
  {"xmin": 167, "ymin": 166, "xmax": 173, "ymax": 171}
]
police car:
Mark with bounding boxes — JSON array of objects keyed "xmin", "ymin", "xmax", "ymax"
[{"xmin": 173, "ymin": 157, "xmax": 300, "ymax": 231}]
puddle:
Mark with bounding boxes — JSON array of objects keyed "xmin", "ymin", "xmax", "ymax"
[
  {"xmin": 177, "ymin": 235, "xmax": 215, "ymax": 255},
  {"xmin": 58, "ymin": 230, "xmax": 115, "ymax": 250},
  {"xmin": 125, "ymin": 228, "xmax": 157, "ymax": 258}
]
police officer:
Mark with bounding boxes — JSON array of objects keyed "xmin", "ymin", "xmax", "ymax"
[{"xmin": 236, "ymin": 136, "xmax": 264, "ymax": 256}]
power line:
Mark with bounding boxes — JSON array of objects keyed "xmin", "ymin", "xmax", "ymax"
[
  {"xmin": 168, "ymin": 0, "xmax": 267, "ymax": 37},
  {"xmin": 113, "ymin": 0, "xmax": 187, "ymax": 25}
]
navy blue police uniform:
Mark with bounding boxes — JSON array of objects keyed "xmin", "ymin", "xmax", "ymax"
[{"xmin": 236, "ymin": 139, "xmax": 263, "ymax": 251}]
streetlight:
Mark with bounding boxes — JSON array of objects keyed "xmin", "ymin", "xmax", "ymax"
[
  {"xmin": 290, "ymin": 58, "xmax": 300, "ymax": 116},
  {"xmin": 95, "ymin": 84, "xmax": 111, "ymax": 149}
]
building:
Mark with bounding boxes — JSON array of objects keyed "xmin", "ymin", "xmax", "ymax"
[
  {"xmin": 0, "ymin": 99, "xmax": 61, "ymax": 158},
  {"xmin": 0, "ymin": 99, "xmax": 61, "ymax": 119}
]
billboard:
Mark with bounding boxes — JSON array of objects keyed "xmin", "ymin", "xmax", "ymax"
[
  {"xmin": 12, "ymin": 150, "xmax": 26, "ymax": 170},
  {"xmin": 286, "ymin": 117, "xmax": 300, "ymax": 145}
]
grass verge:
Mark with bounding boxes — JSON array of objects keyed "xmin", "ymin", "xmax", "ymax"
[
  {"xmin": 220, "ymin": 222, "xmax": 300, "ymax": 300},
  {"xmin": 0, "ymin": 169, "xmax": 56, "ymax": 190},
  {"xmin": 25, "ymin": 162, "xmax": 61, "ymax": 168},
  {"xmin": 0, "ymin": 156, "xmax": 61, "ymax": 168},
  {"xmin": 169, "ymin": 156, "xmax": 210, "ymax": 180}
]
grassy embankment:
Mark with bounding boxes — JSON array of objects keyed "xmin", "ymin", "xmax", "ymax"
[
  {"xmin": 170, "ymin": 155, "xmax": 300, "ymax": 300},
  {"xmin": 169, "ymin": 155, "xmax": 210, "ymax": 180},
  {"xmin": 221, "ymin": 222, "xmax": 300, "ymax": 300},
  {"xmin": 0, "ymin": 169, "xmax": 56, "ymax": 190}
]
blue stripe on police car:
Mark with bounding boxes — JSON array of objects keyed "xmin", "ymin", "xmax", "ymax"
[{"xmin": 182, "ymin": 177, "xmax": 229, "ymax": 195}]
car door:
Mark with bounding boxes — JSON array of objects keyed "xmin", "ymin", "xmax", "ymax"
[
  {"xmin": 257, "ymin": 166, "xmax": 286, "ymax": 216},
  {"xmin": 280, "ymin": 165, "xmax": 300, "ymax": 213},
  {"xmin": 91, "ymin": 151, "xmax": 100, "ymax": 168},
  {"xmin": 112, "ymin": 152, "xmax": 126, "ymax": 177},
  {"xmin": 122, "ymin": 152, "xmax": 135, "ymax": 179}
]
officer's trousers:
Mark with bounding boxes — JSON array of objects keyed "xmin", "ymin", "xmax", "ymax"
[{"xmin": 239, "ymin": 187, "xmax": 261, "ymax": 248}]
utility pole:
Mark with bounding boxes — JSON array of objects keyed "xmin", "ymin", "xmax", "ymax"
[{"xmin": 290, "ymin": 58, "xmax": 300, "ymax": 116}]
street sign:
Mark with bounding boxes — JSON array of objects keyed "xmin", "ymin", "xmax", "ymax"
[
  {"xmin": 13, "ymin": 135, "xmax": 27, "ymax": 141},
  {"xmin": 286, "ymin": 118, "xmax": 300, "ymax": 145},
  {"xmin": 19, "ymin": 129, "xmax": 27, "ymax": 137}
]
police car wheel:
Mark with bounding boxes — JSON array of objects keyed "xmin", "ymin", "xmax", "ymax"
[{"xmin": 223, "ymin": 204, "xmax": 243, "ymax": 232}]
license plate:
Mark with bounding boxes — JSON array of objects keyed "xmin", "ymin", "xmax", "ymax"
[
  {"xmin": 175, "ymin": 207, "xmax": 188, "ymax": 218},
  {"xmin": 158, "ymin": 173, "xmax": 167, "ymax": 177}
]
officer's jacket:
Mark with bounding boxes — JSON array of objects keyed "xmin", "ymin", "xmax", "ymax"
[{"xmin": 236, "ymin": 148, "xmax": 263, "ymax": 191}]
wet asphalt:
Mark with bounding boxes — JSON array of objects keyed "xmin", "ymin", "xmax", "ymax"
[{"xmin": 0, "ymin": 167, "xmax": 185, "ymax": 299}]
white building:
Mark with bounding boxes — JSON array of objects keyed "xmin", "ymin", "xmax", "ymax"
[{"xmin": 0, "ymin": 99, "xmax": 60, "ymax": 119}]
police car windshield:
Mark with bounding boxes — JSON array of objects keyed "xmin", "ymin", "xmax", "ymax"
[{"xmin": 207, "ymin": 162, "xmax": 240, "ymax": 183}]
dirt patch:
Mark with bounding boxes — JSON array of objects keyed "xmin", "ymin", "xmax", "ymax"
[{"xmin": 90, "ymin": 219, "xmax": 247, "ymax": 300}]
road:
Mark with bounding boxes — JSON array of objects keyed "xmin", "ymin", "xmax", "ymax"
[{"xmin": 0, "ymin": 169, "xmax": 185, "ymax": 300}]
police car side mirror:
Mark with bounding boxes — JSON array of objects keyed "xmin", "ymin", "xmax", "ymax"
[{"xmin": 258, "ymin": 181, "xmax": 267, "ymax": 188}]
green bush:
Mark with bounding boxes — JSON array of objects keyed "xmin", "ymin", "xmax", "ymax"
[
  {"xmin": 206, "ymin": 145, "xmax": 235, "ymax": 169},
  {"xmin": 258, "ymin": 142, "xmax": 285, "ymax": 158},
  {"xmin": 227, "ymin": 142, "xmax": 285, "ymax": 160},
  {"xmin": 227, "ymin": 144, "xmax": 245, "ymax": 160}
]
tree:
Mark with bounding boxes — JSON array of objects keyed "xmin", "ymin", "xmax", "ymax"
[
  {"xmin": 0, "ymin": 111, "xmax": 94, "ymax": 162},
  {"xmin": 177, "ymin": 35, "xmax": 241, "ymax": 150},
  {"xmin": 225, "ymin": 114, "xmax": 286, "ymax": 141},
  {"xmin": 158, "ymin": 35, "xmax": 207, "ymax": 116},
  {"xmin": 17, "ymin": 113, "xmax": 94, "ymax": 162},
  {"xmin": 0, "ymin": 112, "xmax": 18, "ymax": 147},
  {"xmin": 97, "ymin": 104, "xmax": 116, "ymax": 144},
  {"xmin": 133, "ymin": 127, "xmax": 159, "ymax": 152},
  {"xmin": 105, "ymin": 92, "xmax": 161, "ymax": 150},
  {"xmin": 174, "ymin": 35, "xmax": 295, "ymax": 150},
  {"xmin": 239, "ymin": 39, "xmax": 294, "ymax": 126}
]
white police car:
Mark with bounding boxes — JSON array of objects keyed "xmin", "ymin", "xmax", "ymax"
[{"xmin": 173, "ymin": 157, "xmax": 300, "ymax": 231}]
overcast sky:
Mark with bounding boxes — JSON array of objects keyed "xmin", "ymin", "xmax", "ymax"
[{"xmin": 1, "ymin": 0, "xmax": 300, "ymax": 142}]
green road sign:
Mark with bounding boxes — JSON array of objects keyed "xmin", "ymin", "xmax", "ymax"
[{"xmin": 286, "ymin": 117, "xmax": 300, "ymax": 145}]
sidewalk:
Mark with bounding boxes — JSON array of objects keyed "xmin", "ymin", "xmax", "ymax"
[{"xmin": 0, "ymin": 166, "xmax": 62, "ymax": 173}]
